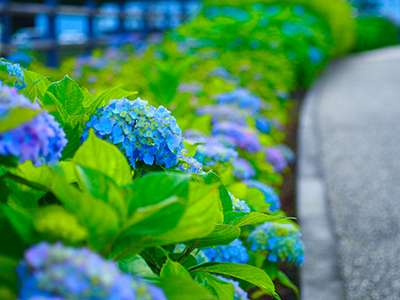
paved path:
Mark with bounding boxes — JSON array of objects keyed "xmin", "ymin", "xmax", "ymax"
[{"xmin": 298, "ymin": 46, "xmax": 400, "ymax": 300}]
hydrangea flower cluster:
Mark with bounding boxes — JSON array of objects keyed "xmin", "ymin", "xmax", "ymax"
[
  {"xmin": 184, "ymin": 130, "xmax": 238, "ymax": 167},
  {"xmin": 202, "ymin": 239, "xmax": 249, "ymax": 264},
  {"xmin": 243, "ymin": 180, "xmax": 280, "ymax": 212},
  {"xmin": 229, "ymin": 192, "xmax": 250, "ymax": 212},
  {"xmin": 232, "ymin": 158, "xmax": 256, "ymax": 180},
  {"xmin": 212, "ymin": 122, "xmax": 261, "ymax": 153},
  {"xmin": 82, "ymin": 98, "xmax": 185, "ymax": 169},
  {"xmin": 0, "ymin": 60, "xmax": 26, "ymax": 90},
  {"xmin": 17, "ymin": 242, "xmax": 167, "ymax": 300},
  {"xmin": 205, "ymin": 6, "xmax": 251, "ymax": 22},
  {"xmin": 196, "ymin": 104, "xmax": 248, "ymax": 126},
  {"xmin": 247, "ymin": 222, "xmax": 305, "ymax": 266},
  {"xmin": 216, "ymin": 276, "xmax": 250, "ymax": 300},
  {"xmin": 255, "ymin": 115, "xmax": 272, "ymax": 134},
  {"xmin": 0, "ymin": 84, "xmax": 67, "ymax": 166},
  {"xmin": 265, "ymin": 147, "xmax": 289, "ymax": 173},
  {"xmin": 176, "ymin": 156, "xmax": 204, "ymax": 174},
  {"xmin": 215, "ymin": 88, "xmax": 264, "ymax": 115}
]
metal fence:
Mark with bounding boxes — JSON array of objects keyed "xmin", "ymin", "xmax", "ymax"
[{"xmin": 0, "ymin": 0, "xmax": 199, "ymax": 66}]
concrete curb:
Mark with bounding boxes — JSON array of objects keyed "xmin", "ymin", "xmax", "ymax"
[{"xmin": 297, "ymin": 69, "xmax": 344, "ymax": 300}]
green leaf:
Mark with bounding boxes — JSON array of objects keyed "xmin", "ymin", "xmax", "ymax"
[
  {"xmin": 160, "ymin": 258, "xmax": 216, "ymax": 300},
  {"xmin": 224, "ymin": 212, "xmax": 283, "ymax": 227},
  {"xmin": 201, "ymin": 273, "xmax": 235, "ymax": 300},
  {"xmin": 183, "ymin": 141, "xmax": 198, "ymax": 157},
  {"xmin": 228, "ymin": 183, "xmax": 268, "ymax": 212},
  {"xmin": 22, "ymin": 70, "xmax": 52, "ymax": 101},
  {"xmin": 46, "ymin": 76, "xmax": 84, "ymax": 115},
  {"xmin": 61, "ymin": 125, "xmax": 81, "ymax": 160},
  {"xmin": 19, "ymin": 84, "xmax": 37, "ymax": 102},
  {"xmin": 87, "ymin": 85, "xmax": 137, "ymax": 116},
  {"xmin": 0, "ymin": 108, "xmax": 41, "ymax": 134},
  {"xmin": 0, "ymin": 204, "xmax": 38, "ymax": 244},
  {"xmin": 81, "ymin": 87, "xmax": 95, "ymax": 107},
  {"xmin": 0, "ymin": 254, "xmax": 18, "ymax": 287},
  {"xmin": 197, "ymin": 171, "xmax": 232, "ymax": 213},
  {"xmin": 161, "ymin": 257, "xmax": 192, "ymax": 280},
  {"xmin": 189, "ymin": 262, "xmax": 280, "ymax": 299},
  {"xmin": 125, "ymin": 172, "xmax": 191, "ymax": 215},
  {"xmin": 74, "ymin": 131, "xmax": 132, "ymax": 187},
  {"xmin": 43, "ymin": 91, "xmax": 68, "ymax": 125},
  {"xmin": 75, "ymin": 166, "xmax": 128, "ymax": 220},
  {"xmin": 277, "ymin": 271, "xmax": 299, "ymax": 300},
  {"xmin": 49, "ymin": 172, "xmax": 120, "ymax": 251},
  {"xmin": 118, "ymin": 255, "xmax": 157, "ymax": 279},
  {"xmin": 186, "ymin": 225, "xmax": 240, "ymax": 248},
  {"xmin": 263, "ymin": 261, "xmax": 279, "ymax": 280}
]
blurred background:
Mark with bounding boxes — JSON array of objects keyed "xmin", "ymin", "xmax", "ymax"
[{"xmin": 0, "ymin": 0, "xmax": 399, "ymax": 66}]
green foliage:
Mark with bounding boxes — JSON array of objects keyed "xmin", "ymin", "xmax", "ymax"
[{"xmin": 353, "ymin": 17, "xmax": 399, "ymax": 52}]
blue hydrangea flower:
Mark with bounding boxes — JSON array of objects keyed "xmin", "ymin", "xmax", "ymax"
[
  {"xmin": 308, "ymin": 45, "xmax": 324, "ymax": 65},
  {"xmin": 265, "ymin": 147, "xmax": 288, "ymax": 173},
  {"xmin": 247, "ymin": 222, "xmax": 305, "ymax": 266},
  {"xmin": 196, "ymin": 104, "xmax": 248, "ymax": 126},
  {"xmin": 215, "ymin": 88, "xmax": 264, "ymax": 115},
  {"xmin": 0, "ymin": 60, "xmax": 27, "ymax": 90},
  {"xmin": 0, "ymin": 84, "xmax": 67, "ymax": 166},
  {"xmin": 293, "ymin": 5, "xmax": 306, "ymax": 17},
  {"xmin": 232, "ymin": 158, "xmax": 256, "ymax": 180},
  {"xmin": 17, "ymin": 242, "xmax": 167, "ymax": 300},
  {"xmin": 276, "ymin": 144, "xmax": 295, "ymax": 163},
  {"xmin": 82, "ymin": 98, "xmax": 185, "ymax": 169},
  {"xmin": 202, "ymin": 239, "xmax": 249, "ymax": 264},
  {"xmin": 176, "ymin": 156, "xmax": 204, "ymax": 174},
  {"xmin": 216, "ymin": 276, "xmax": 249, "ymax": 300},
  {"xmin": 209, "ymin": 67, "xmax": 239, "ymax": 84},
  {"xmin": 212, "ymin": 122, "xmax": 261, "ymax": 154},
  {"xmin": 242, "ymin": 180, "xmax": 281, "ymax": 212},
  {"xmin": 184, "ymin": 130, "xmax": 238, "ymax": 167},
  {"xmin": 229, "ymin": 192, "xmax": 250, "ymax": 212},
  {"xmin": 255, "ymin": 115, "xmax": 272, "ymax": 134}
]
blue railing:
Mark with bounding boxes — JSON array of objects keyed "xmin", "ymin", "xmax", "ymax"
[{"xmin": 0, "ymin": 0, "xmax": 200, "ymax": 66}]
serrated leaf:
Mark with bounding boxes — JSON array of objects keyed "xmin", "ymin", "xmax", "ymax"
[
  {"xmin": 183, "ymin": 141, "xmax": 198, "ymax": 157},
  {"xmin": 43, "ymin": 91, "xmax": 68, "ymax": 125},
  {"xmin": 185, "ymin": 224, "xmax": 240, "ymax": 248},
  {"xmin": 160, "ymin": 276, "xmax": 216, "ymax": 300},
  {"xmin": 224, "ymin": 212, "xmax": 282, "ymax": 227},
  {"xmin": 161, "ymin": 257, "xmax": 192, "ymax": 280},
  {"xmin": 189, "ymin": 262, "xmax": 280, "ymax": 299},
  {"xmin": 46, "ymin": 76, "xmax": 84, "ymax": 115},
  {"xmin": 19, "ymin": 84, "xmax": 37, "ymax": 102},
  {"xmin": 118, "ymin": 255, "xmax": 157, "ymax": 279},
  {"xmin": 197, "ymin": 171, "xmax": 232, "ymax": 213},
  {"xmin": 81, "ymin": 87, "xmax": 94, "ymax": 107},
  {"xmin": 22, "ymin": 70, "xmax": 52, "ymax": 101},
  {"xmin": 0, "ymin": 108, "xmax": 41, "ymax": 134},
  {"xmin": 73, "ymin": 131, "xmax": 132, "ymax": 187}
]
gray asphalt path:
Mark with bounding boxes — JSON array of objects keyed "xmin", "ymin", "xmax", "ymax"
[{"xmin": 298, "ymin": 46, "xmax": 400, "ymax": 300}]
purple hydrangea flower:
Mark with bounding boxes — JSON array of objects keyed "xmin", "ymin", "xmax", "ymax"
[
  {"xmin": 196, "ymin": 105, "xmax": 248, "ymax": 126},
  {"xmin": 216, "ymin": 276, "xmax": 249, "ymax": 300},
  {"xmin": 177, "ymin": 82, "xmax": 203, "ymax": 95},
  {"xmin": 215, "ymin": 88, "xmax": 264, "ymax": 115},
  {"xmin": 202, "ymin": 239, "xmax": 249, "ymax": 264},
  {"xmin": 212, "ymin": 122, "xmax": 262, "ymax": 154},
  {"xmin": 0, "ymin": 60, "xmax": 26, "ymax": 90},
  {"xmin": 232, "ymin": 158, "xmax": 256, "ymax": 180},
  {"xmin": 176, "ymin": 156, "xmax": 204, "ymax": 174},
  {"xmin": 17, "ymin": 242, "xmax": 167, "ymax": 300},
  {"xmin": 82, "ymin": 98, "xmax": 185, "ymax": 169},
  {"xmin": 247, "ymin": 222, "xmax": 305, "ymax": 266},
  {"xmin": 265, "ymin": 147, "xmax": 288, "ymax": 173},
  {"xmin": 276, "ymin": 144, "xmax": 295, "ymax": 163},
  {"xmin": 242, "ymin": 180, "xmax": 281, "ymax": 212},
  {"xmin": 0, "ymin": 84, "xmax": 67, "ymax": 166},
  {"xmin": 184, "ymin": 131, "xmax": 238, "ymax": 167}
]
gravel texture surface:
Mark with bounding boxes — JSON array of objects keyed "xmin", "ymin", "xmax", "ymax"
[{"xmin": 317, "ymin": 46, "xmax": 400, "ymax": 300}]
